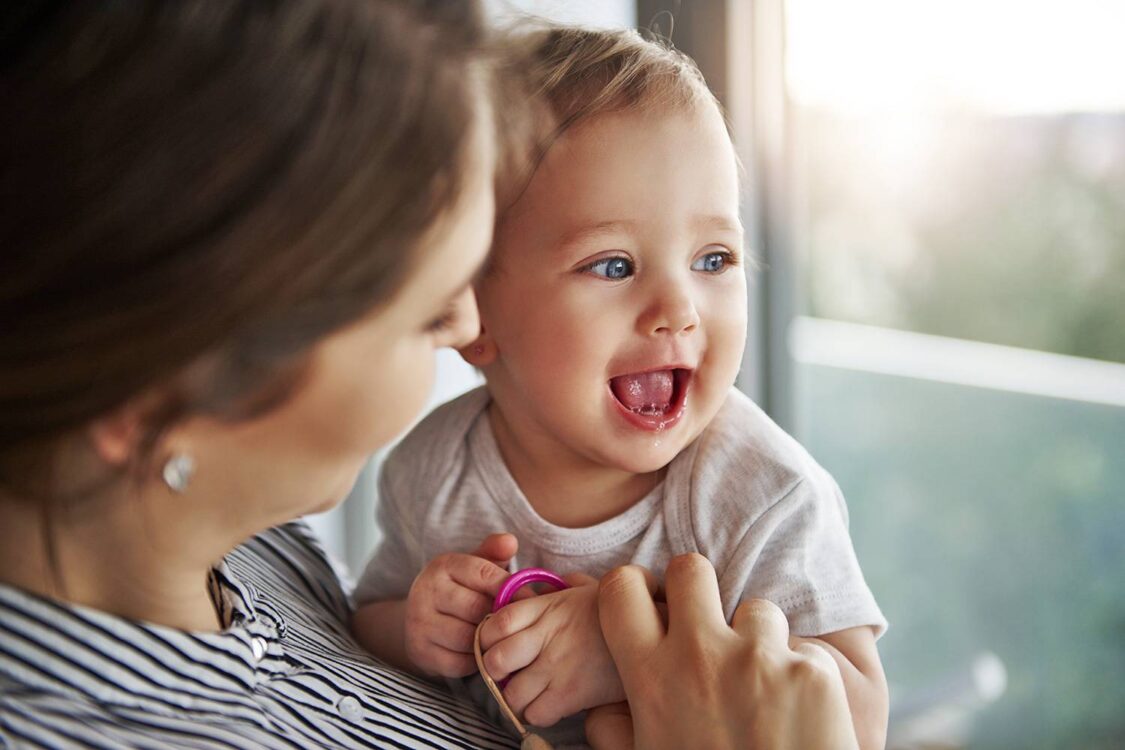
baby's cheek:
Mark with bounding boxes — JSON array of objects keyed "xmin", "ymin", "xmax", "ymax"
[
  {"xmin": 511, "ymin": 315, "xmax": 578, "ymax": 367},
  {"xmin": 709, "ymin": 307, "xmax": 749, "ymax": 377}
]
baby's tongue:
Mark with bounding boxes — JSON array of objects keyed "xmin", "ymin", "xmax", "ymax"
[{"xmin": 610, "ymin": 370, "xmax": 674, "ymax": 411}]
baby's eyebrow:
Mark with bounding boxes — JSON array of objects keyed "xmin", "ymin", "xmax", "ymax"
[
  {"xmin": 694, "ymin": 214, "xmax": 744, "ymax": 236},
  {"xmin": 554, "ymin": 216, "xmax": 743, "ymax": 253},
  {"xmin": 555, "ymin": 220, "xmax": 638, "ymax": 251}
]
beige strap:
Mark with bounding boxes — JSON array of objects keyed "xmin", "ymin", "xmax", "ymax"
[{"xmin": 474, "ymin": 614, "xmax": 554, "ymax": 750}]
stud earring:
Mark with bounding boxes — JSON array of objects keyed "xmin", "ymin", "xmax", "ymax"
[
  {"xmin": 162, "ymin": 453, "xmax": 195, "ymax": 493},
  {"xmin": 473, "ymin": 344, "xmax": 485, "ymax": 356}
]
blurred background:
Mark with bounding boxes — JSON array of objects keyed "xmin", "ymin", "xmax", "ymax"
[{"xmin": 309, "ymin": 1, "xmax": 1125, "ymax": 748}]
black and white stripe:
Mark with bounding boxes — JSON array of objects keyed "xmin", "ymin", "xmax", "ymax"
[{"xmin": 0, "ymin": 522, "xmax": 518, "ymax": 749}]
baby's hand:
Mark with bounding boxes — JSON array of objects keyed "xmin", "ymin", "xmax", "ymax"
[
  {"xmin": 478, "ymin": 573, "xmax": 625, "ymax": 728},
  {"xmin": 404, "ymin": 533, "xmax": 517, "ymax": 678}
]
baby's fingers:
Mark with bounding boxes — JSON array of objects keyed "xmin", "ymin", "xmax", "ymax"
[
  {"xmin": 470, "ymin": 532, "xmax": 518, "ymax": 565},
  {"xmin": 586, "ymin": 702, "xmax": 634, "ymax": 750},
  {"xmin": 482, "ymin": 626, "xmax": 546, "ymax": 682},
  {"xmin": 522, "ymin": 681, "xmax": 573, "ymax": 729},
  {"xmin": 563, "ymin": 571, "xmax": 598, "ymax": 587},
  {"xmin": 478, "ymin": 595, "xmax": 549, "ymax": 650},
  {"xmin": 423, "ymin": 644, "xmax": 477, "ymax": 678},
  {"xmin": 435, "ymin": 583, "xmax": 494, "ymax": 624},
  {"xmin": 446, "ymin": 553, "xmax": 512, "ymax": 597},
  {"xmin": 501, "ymin": 667, "xmax": 550, "ymax": 724},
  {"xmin": 404, "ymin": 613, "xmax": 478, "ymax": 677},
  {"xmin": 425, "ymin": 612, "xmax": 480, "ymax": 654}
]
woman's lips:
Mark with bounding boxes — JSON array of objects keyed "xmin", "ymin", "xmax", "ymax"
[{"xmin": 607, "ymin": 368, "xmax": 691, "ymax": 431}]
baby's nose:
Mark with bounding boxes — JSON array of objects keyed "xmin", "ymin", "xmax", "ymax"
[{"xmin": 641, "ymin": 283, "xmax": 700, "ymax": 336}]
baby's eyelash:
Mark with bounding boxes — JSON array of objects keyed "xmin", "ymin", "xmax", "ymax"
[
  {"xmin": 714, "ymin": 249, "xmax": 740, "ymax": 266},
  {"xmin": 578, "ymin": 255, "xmax": 635, "ymax": 280},
  {"xmin": 692, "ymin": 248, "xmax": 741, "ymax": 274}
]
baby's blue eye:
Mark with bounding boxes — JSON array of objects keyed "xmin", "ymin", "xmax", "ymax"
[
  {"xmin": 692, "ymin": 251, "xmax": 729, "ymax": 273},
  {"xmin": 587, "ymin": 257, "xmax": 634, "ymax": 279}
]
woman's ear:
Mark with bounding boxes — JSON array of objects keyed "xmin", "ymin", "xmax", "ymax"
[
  {"xmin": 458, "ymin": 328, "xmax": 498, "ymax": 367},
  {"xmin": 87, "ymin": 405, "xmax": 145, "ymax": 467},
  {"xmin": 85, "ymin": 388, "xmax": 175, "ymax": 467}
]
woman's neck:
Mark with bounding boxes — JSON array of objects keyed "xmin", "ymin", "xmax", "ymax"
[
  {"xmin": 488, "ymin": 404, "xmax": 665, "ymax": 528},
  {"xmin": 0, "ymin": 488, "xmax": 224, "ymax": 631}
]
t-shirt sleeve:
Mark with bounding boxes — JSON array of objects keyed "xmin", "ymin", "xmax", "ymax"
[
  {"xmin": 352, "ymin": 460, "xmax": 426, "ymax": 605},
  {"xmin": 717, "ymin": 466, "xmax": 887, "ymax": 639}
]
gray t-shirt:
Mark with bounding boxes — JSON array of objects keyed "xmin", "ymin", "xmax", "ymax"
[{"xmin": 356, "ymin": 386, "xmax": 886, "ymax": 746}]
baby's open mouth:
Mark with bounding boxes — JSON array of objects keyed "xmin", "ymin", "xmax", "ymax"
[{"xmin": 608, "ymin": 368, "xmax": 691, "ymax": 416}]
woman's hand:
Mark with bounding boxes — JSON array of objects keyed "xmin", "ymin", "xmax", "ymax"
[
  {"xmin": 478, "ymin": 573, "xmax": 625, "ymax": 727},
  {"xmin": 587, "ymin": 554, "xmax": 859, "ymax": 750}
]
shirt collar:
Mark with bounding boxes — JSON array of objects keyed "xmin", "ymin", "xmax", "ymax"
[{"xmin": 0, "ymin": 558, "xmax": 288, "ymax": 715}]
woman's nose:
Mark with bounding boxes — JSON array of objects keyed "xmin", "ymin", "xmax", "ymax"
[
  {"xmin": 639, "ymin": 278, "xmax": 700, "ymax": 336},
  {"xmin": 444, "ymin": 287, "xmax": 481, "ymax": 349}
]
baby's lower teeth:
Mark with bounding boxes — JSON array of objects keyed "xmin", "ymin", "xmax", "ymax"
[{"xmin": 631, "ymin": 404, "xmax": 665, "ymax": 416}]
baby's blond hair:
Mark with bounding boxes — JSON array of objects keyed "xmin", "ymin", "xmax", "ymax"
[
  {"xmin": 495, "ymin": 24, "xmax": 722, "ymax": 212},
  {"xmin": 519, "ymin": 25, "xmax": 716, "ymax": 128}
]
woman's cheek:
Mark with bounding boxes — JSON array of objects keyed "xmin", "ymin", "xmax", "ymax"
[{"xmin": 366, "ymin": 339, "xmax": 437, "ymax": 445}]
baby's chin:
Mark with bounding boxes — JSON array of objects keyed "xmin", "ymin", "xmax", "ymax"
[{"xmin": 595, "ymin": 436, "xmax": 692, "ymax": 476}]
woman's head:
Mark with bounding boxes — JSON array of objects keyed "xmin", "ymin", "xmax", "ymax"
[{"xmin": 0, "ymin": 0, "xmax": 496, "ymax": 505}]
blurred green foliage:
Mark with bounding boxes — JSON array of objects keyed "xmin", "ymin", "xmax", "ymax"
[{"xmin": 797, "ymin": 112, "xmax": 1125, "ymax": 364}]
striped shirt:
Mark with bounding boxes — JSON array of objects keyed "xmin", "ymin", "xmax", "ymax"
[{"xmin": 0, "ymin": 522, "xmax": 518, "ymax": 749}]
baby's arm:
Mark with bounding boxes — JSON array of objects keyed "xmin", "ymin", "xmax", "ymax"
[
  {"xmin": 790, "ymin": 626, "xmax": 888, "ymax": 750},
  {"xmin": 352, "ymin": 533, "xmax": 517, "ymax": 677},
  {"xmin": 476, "ymin": 569, "xmax": 886, "ymax": 745},
  {"xmin": 477, "ymin": 573, "xmax": 625, "ymax": 727}
]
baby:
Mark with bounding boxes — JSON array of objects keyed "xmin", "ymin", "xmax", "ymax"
[{"xmin": 353, "ymin": 26, "xmax": 888, "ymax": 749}]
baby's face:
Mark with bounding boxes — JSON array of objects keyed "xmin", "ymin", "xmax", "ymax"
[{"xmin": 476, "ymin": 103, "xmax": 747, "ymax": 475}]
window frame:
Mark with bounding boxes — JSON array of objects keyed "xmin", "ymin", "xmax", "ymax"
[{"xmin": 637, "ymin": 0, "xmax": 797, "ymax": 429}]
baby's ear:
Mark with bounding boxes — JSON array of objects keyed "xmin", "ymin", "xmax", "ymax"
[{"xmin": 458, "ymin": 328, "xmax": 498, "ymax": 367}]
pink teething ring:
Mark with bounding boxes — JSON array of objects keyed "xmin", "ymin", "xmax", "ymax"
[{"xmin": 492, "ymin": 568, "xmax": 568, "ymax": 612}]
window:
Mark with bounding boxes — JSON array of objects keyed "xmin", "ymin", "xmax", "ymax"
[{"xmin": 784, "ymin": 1, "xmax": 1125, "ymax": 747}]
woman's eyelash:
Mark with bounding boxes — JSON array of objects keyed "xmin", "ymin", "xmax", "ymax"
[{"xmin": 426, "ymin": 308, "xmax": 457, "ymax": 333}]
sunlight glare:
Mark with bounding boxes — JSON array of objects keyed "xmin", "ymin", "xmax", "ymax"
[{"xmin": 786, "ymin": 0, "xmax": 1125, "ymax": 115}]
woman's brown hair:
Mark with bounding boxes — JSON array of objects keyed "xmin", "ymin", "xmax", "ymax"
[{"xmin": 0, "ymin": 0, "xmax": 494, "ymax": 485}]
